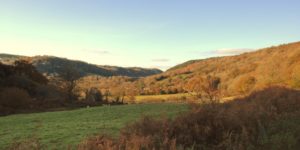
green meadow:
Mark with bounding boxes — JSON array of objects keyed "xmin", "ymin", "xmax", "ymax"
[{"xmin": 0, "ymin": 103, "xmax": 188, "ymax": 149}]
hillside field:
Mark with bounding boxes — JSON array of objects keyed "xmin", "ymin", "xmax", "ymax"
[
  {"xmin": 0, "ymin": 103, "xmax": 188, "ymax": 149},
  {"xmin": 134, "ymin": 93, "xmax": 237, "ymax": 103},
  {"xmin": 135, "ymin": 93, "xmax": 190, "ymax": 103}
]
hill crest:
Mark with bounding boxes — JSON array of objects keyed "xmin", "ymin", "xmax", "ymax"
[{"xmin": 0, "ymin": 54, "xmax": 162, "ymax": 78}]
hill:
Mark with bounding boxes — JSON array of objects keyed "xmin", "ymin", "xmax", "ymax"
[
  {"xmin": 137, "ymin": 41, "xmax": 300, "ymax": 96},
  {"xmin": 144, "ymin": 42, "xmax": 300, "ymax": 95},
  {"xmin": 0, "ymin": 54, "xmax": 162, "ymax": 78},
  {"xmin": 2, "ymin": 41, "xmax": 300, "ymax": 99},
  {"xmin": 82, "ymin": 41, "xmax": 300, "ymax": 98}
]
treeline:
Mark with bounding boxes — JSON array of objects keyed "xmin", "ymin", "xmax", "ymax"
[
  {"xmin": 0, "ymin": 60, "xmax": 55, "ymax": 115},
  {"xmin": 0, "ymin": 61, "xmax": 124, "ymax": 116},
  {"xmin": 77, "ymin": 75, "xmax": 186, "ymax": 101}
]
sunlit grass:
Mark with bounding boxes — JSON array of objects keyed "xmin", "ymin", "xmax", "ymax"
[
  {"xmin": 134, "ymin": 93, "xmax": 238, "ymax": 103},
  {"xmin": 135, "ymin": 93, "xmax": 191, "ymax": 103},
  {"xmin": 0, "ymin": 103, "xmax": 188, "ymax": 149}
]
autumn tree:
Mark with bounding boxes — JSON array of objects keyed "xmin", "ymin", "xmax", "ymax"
[
  {"xmin": 102, "ymin": 88, "xmax": 110, "ymax": 102},
  {"xmin": 291, "ymin": 65, "xmax": 300, "ymax": 88},
  {"xmin": 259, "ymin": 60, "xmax": 283, "ymax": 86},
  {"xmin": 185, "ymin": 75, "xmax": 221, "ymax": 104},
  {"xmin": 125, "ymin": 83, "xmax": 139, "ymax": 103},
  {"xmin": 234, "ymin": 75, "xmax": 257, "ymax": 95},
  {"xmin": 137, "ymin": 80, "xmax": 146, "ymax": 95},
  {"xmin": 110, "ymin": 86, "xmax": 126, "ymax": 103}
]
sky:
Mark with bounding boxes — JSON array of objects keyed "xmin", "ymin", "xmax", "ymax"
[{"xmin": 0, "ymin": 0, "xmax": 300, "ymax": 70}]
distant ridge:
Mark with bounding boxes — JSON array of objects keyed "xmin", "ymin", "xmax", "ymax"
[{"xmin": 0, "ymin": 54, "xmax": 162, "ymax": 78}]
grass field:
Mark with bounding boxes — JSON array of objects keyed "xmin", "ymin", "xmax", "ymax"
[
  {"xmin": 135, "ymin": 93, "xmax": 191, "ymax": 103},
  {"xmin": 135, "ymin": 93, "xmax": 238, "ymax": 103},
  {"xmin": 0, "ymin": 103, "xmax": 188, "ymax": 149}
]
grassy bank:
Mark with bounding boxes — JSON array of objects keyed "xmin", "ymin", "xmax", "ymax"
[{"xmin": 0, "ymin": 103, "xmax": 188, "ymax": 149}]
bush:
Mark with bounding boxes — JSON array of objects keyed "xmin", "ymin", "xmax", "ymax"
[
  {"xmin": 79, "ymin": 117, "xmax": 177, "ymax": 150},
  {"xmin": 0, "ymin": 87, "xmax": 32, "ymax": 108},
  {"xmin": 0, "ymin": 87, "xmax": 33, "ymax": 115}
]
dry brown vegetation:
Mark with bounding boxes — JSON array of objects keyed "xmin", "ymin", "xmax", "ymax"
[
  {"xmin": 8, "ymin": 138, "xmax": 41, "ymax": 150},
  {"xmin": 78, "ymin": 87, "xmax": 300, "ymax": 150}
]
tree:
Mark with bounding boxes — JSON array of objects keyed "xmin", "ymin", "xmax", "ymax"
[
  {"xmin": 60, "ymin": 67, "xmax": 81, "ymax": 102},
  {"xmin": 14, "ymin": 60, "xmax": 48, "ymax": 85},
  {"xmin": 260, "ymin": 60, "xmax": 283, "ymax": 86},
  {"xmin": 85, "ymin": 87, "xmax": 103, "ymax": 102},
  {"xmin": 234, "ymin": 75, "xmax": 257, "ymax": 95},
  {"xmin": 137, "ymin": 80, "xmax": 145, "ymax": 95},
  {"xmin": 291, "ymin": 65, "xmax": 300, "ymax": 88},
  {"xmin": 103, "ymin": 88, "xmax": 110, "ymax": 102},
  {"xmin": 110, "ymin": 86, "xmax": 126, "ymax": 103},
  {"xmin": 185, "ymin": 75, "xmax": 221, "ymax": 104},
  {"xmin": 125, "ymin": 83, "xmax": 139, "ymax": 103},
  {"xmin": 0, "ymin": 61, "xmax": 48, "ymax": 96}
]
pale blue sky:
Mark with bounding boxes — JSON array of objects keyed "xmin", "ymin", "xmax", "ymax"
[{"xmin": 0, "ymin": 0, "xmax": 300, "ymax": 70}]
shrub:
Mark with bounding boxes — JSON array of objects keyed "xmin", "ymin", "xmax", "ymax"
[
  {"xmin": 0, "ymin": 88, "xmax": 32, "ymax": 110},
  {"xmin": 79, "ymin": 117, "xmax": 177, "ymax": 150}
]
